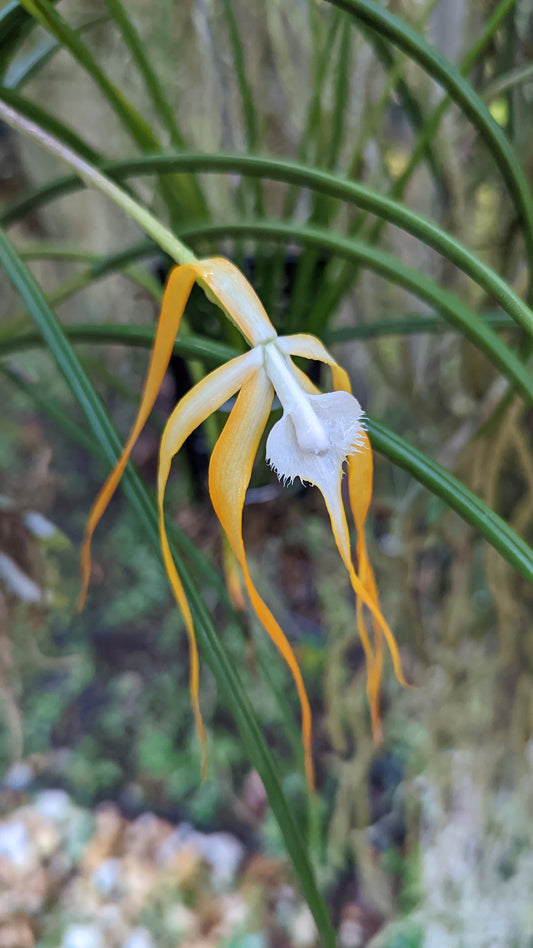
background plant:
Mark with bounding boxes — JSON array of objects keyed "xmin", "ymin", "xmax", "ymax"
[{"xmin": 1, "ymin": 0, "xmax": 533, "ymax": 944}]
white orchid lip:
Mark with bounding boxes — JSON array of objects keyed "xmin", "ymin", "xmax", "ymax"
[
  {"xmin": 263, "ymin": 342, "xmax": 330, "ymax": 456},
  {"xmin": 266, "ymin": 387, "xmax": 365, "ymax": 489}
]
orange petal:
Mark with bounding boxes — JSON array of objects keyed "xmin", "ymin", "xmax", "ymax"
[
  {"xmin": 222, "ymin": 537, "xmax": 246, "ymax": 611},
  {"xmin": 281, "ymin": 349, "xmax": 406, "ymax": 732},
  {"xmin": 79, "ymin": 256, "xmax": 274, "ymax": 608},
  {"xmin": 347, "ymin": 432, "xmax": 407, "ymax": 704},
  {"xmin": 78, "ymin": 265, "xmax": 198, "ymax": 609},
  {"xmin": 191, "ymin": 258, "xmax": 276, "ymax": 346},
  {"xmin": 157, "ymin": 349, "xmax": 262, "ymax": 775},
  {"xmin": 278, "ymin": 332, "xmax": 352, "ymax": 394},
  {"xmin": 208, "ymin": 369, "xmax": 316, "ymax": 790},
  {"xmin": 348, "ymin": 437, "xmax": 382, "ymax": 739}
]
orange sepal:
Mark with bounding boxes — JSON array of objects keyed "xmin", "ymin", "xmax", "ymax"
[{"xmin": 78, "ymin": 264, "xmax": 197, "ymax": 609}]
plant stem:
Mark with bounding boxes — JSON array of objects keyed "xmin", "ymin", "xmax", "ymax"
[{"xmin": 0, "ymin": 99, "xmax": 197, "ymax": 266}]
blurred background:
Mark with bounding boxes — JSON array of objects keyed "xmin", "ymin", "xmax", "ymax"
[{"xmin": 2, "ymin": 0, "xmax": 533, "ymax": 945}]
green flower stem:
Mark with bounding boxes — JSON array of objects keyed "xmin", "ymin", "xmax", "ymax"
[{"xmin": 0, "ymin": 99, "xmax": 196, "ymax": 266}]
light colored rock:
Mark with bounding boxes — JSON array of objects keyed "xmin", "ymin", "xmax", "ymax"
[
  {"xmin": 61, "ymin": 924, "xmax": 104, "ymax": 948},
  {"xmin": 0, "ymin": 821, "xmax": 35, "ymax": 872},
  {"xmin": 201, "ymin": 831, "xmax": 245, "ymax": 889},
  {"xmin": 92, "ymin": 857, "xmax": 122, "ymax": 897},
  {"xmin": 232, "ymin": 935, "xmax": 267, "ymax": 948},
  {"xmin": 338, "ymin": 918, "xmax": 364, "ymax": 948},
  {"xmin": 124, "ymin": 813, "xmax": 172, "ymax": 861},
  {"xmin": 34, "ymin": 790, "xmax": 71, "ymax": 824},
  {"xmin": 22, "ymin": 510, "xmax": 57, "ymax": 539},
  {"xmin": 164, "ymin": 903, "xmax": 198, "ymax": 938},
  {"xmin": 219, "ymin": 892, "xmax": 249, "ymax": 931},
  {"xmin": 122, "ymin": 928, "xmax": 156, "ymax": 948},
  {"xmin": 2, "ymin": 762, "xmax": 33, "ymax": 791},
  {"xmin": 82, "ymin": 804, "xmax": 123, "ymax": 873},
  {"xmin": 290, "ymin": 904, "xmax": 318, "ymax": 947},
  {"xmin": 0, "ymin": 552, "xmax": 50, "ymax": 604},
  {"xmin": 158, "ymin": 823, "xmax": 244, "ymax": 889}
]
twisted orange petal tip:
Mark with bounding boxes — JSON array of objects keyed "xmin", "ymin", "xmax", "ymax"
[{"xmin": 222, "ymin": 539, "xmax": 246, "ymax": 612}]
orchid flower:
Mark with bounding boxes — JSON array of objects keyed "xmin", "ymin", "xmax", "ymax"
[{"xmin": 78, "ymin": 258, "xmax": 405, "ymax": 788}]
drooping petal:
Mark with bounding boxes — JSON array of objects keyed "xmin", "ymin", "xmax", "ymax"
[
  {"xmin": 348, "ymin": 432, "xmax": 409, "ymax": 729},
  {"xmin": 278, "ymin": 332, "xmax": 352, "ymax": 394},
  {"xmin": 79, "ymin": 256, "xmax": 275, "ymax": 608},
  {"xmin": 192, "ymin": 258, "xmax": 276, "ymax": 346},
  {"xmin": 78, "ymin": 265, "xmax": 198, "ymax": 608},
  {"xmin": 348, "ymin": 435, "xmax": 383, "ymax": 738},
  {"xmin": 208, "ymin": 368, "xmax": 316, "ymax": 790},
  {"xmin": 273, "ymin": 357, "xmax": 407, "ymax": 735},
  {"xmin": 157, "ymin": 348, "xmax": 262, "ymax": 774}
]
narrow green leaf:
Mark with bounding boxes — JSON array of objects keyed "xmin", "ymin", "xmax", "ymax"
[
  {"xmin": 390, "ymin": 0, "xmax": 517, "ymax": 205},
  {"xmin": 4, "ymin": 16, "xmax": 110, "ymax": 91},
  {"xmin": 283, "ymin": 10, "xmax": 340, "ymax": 217},
  {"xmin": 359, "ymin": 20, "xmax": 441, "ymax": 183},
  {"xmin": 326, "ymin": 311, "xmax": 517, "ymax": 341},
  {"xmin": 1, "ymin": 313, "xmax": 518, "ymax": 369},
  {"xmin": 0, "ymin": 0, "xmax": 39, "ymax": 75},
  {"xmin": 3, "ymin": 35, "xmax": 57, "ymax": 88},
  {"xmin": 311, "ymin": 0, "xmax": 519, "ymax": 324},
  {"xmin": 0, "ymin": 324, "xmax": 237, "ymax": 365},
  {"xmin": 16, "ymin": 0, "xmax": 206, "ymax": 221},
  {"xmin": 484, "ymin": 62, "xmax": 533, "ymax": 101},
  {"xmin": 0, "ymin": 86, "xmax": 101, "ymax": 163},
  {"xmin": 327, "ymin": 15, "xmax": 351, "ymax": 171},
  {"xmin": 324, "ymin": 0, "xmax": 533, "ymax": 267},
  {"xmin": 221, "ymin": 0, "xmax": 263, "ymax": 215},
  {"xmin": 222, "ymin": 0, "xmax": 258, "ymax": 153},
  {"xmin": 173, "ymin": 219, "xmax": 533, "ymax": 407},
  {"xmin": 0, "ymin": 224, "xmax": 334, "ymax": 946},
  {"xmin": 102, "ymin": 0, "xmax": 186, "ymax": 149},
  {"xmin": 367, "ymin": 418, "xmax": 533, "ymax": 586},
  {"xmin": 4, "ymin": 153, "xmax": 531, "ymax": 336}
]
